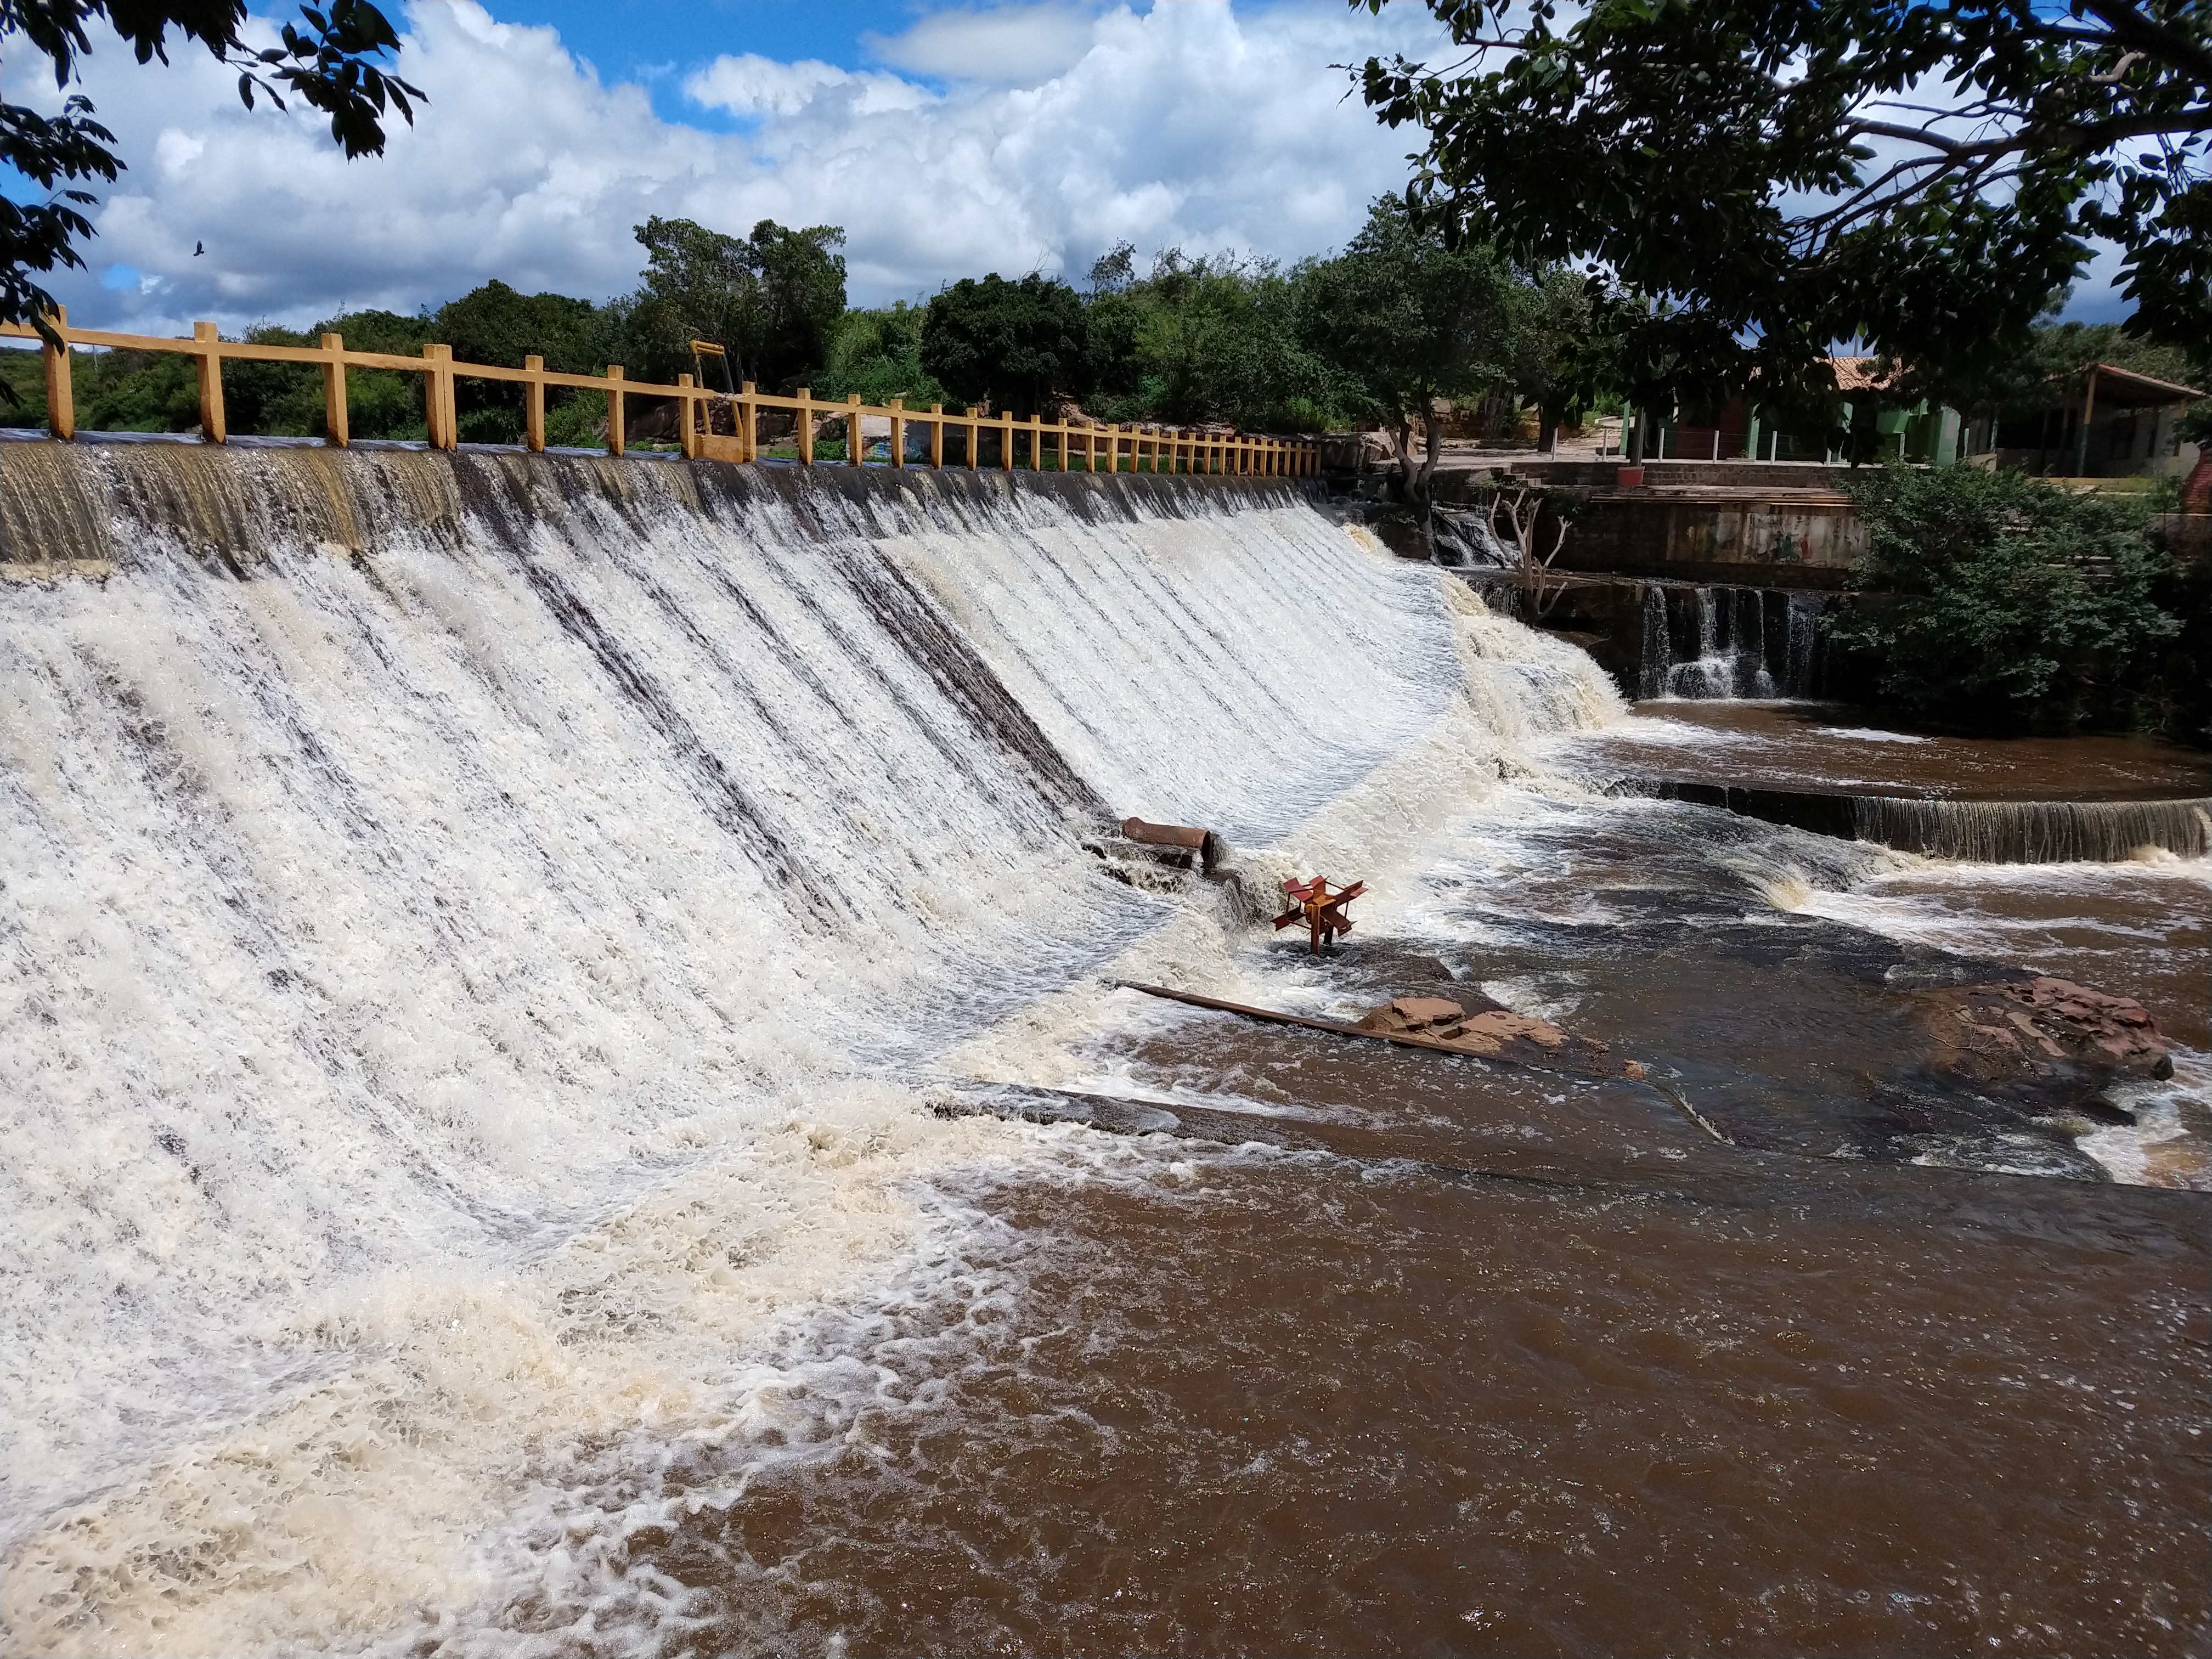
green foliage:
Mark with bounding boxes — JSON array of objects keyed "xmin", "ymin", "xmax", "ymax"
[
  {"xmin": 77, "ymin": 347, "xmax": 198, "ymax": 431},
  {"xmin": 1508, "ymin": 262, "xmax": 1601, "ymax": 442},
  {"xmin": 1354, "ymin": 0, "xmax": 2211, "ymax": 435},
  {"xmin": 1824, "ymin": 466, "xmax": 2181, "ymax": 731},
  {"xmin": 221, "ymin": 324, "xmax": 319, "ymax": 434},
  {"xmin": 922, "ymin": 273, "xmax": 1090, "ymax": 420},
  {"xmin": 318, "ymin": 307, "xmax": 430, "ymax": 438},
  {"xmin": 1294, "ymin": 196, "xmax": 1521, "ymax": 496},
  {"xmin": 1103, "ymin": 249, "xmax": 1336, "ymax": 429},
  {"xmin": 2145, "ymin": 552, "xmax": 2212, "ymax": 747},
  {"xmin": 4, "ymin": 1, "xmax": 422, "ymax": 336},
  {"xmin": 433, "ymin": 279, "xmax": 605, "ymax": 443},
  {"xmin": 629, "ymin": 216, "xmax": 847, "ymax": 392},
  {"xmin": 814, "ymin": 302, "xmax": 947, "ymax": 408},
  {"xmin": 0, "ymin": 344, "xmax": 49, "ymax": 424}
]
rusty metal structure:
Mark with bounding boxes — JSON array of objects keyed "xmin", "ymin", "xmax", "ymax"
[{"xmin": 1273, "ymin": 876, "xmax": 1363, "ymax": 955}]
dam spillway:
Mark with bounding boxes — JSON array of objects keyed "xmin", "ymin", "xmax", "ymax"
[{"xmin": 0, "ymin": 443, "xmax": 1612, "ymax": 1598}]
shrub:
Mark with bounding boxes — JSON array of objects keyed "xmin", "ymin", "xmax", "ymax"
[{"xmin": 1825, "ymin": 465, "xmax": 2179, "ymax": 732}]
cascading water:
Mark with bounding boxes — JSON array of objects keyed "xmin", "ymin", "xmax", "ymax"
[
  {"xmin": 1638, "ymin": 582, "xmax": 1829, "ymax": 701},
  {"xmin": 1854, "ymin": 795, "xmax": 2212, "ymax": 863},
  {"xmin": 0, "ymin": 442, "xmax": 1626, "ymax": 1647}
]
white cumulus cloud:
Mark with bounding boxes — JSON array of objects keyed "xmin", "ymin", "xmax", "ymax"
[
  {"xmin": 865, "ymin": 3, "xmax": 1104, "ymax": 86},
  {"xmin": 36, "ymin": 0, "xmax": 1448, "ymax": 335}
]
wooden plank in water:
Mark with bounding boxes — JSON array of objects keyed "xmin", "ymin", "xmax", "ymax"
[{"xmin": 1115, "ymin": 981, "xmax": 1728, "ymax": 1144}]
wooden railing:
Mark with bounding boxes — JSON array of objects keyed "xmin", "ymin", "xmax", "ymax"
[{"xmin": 1, "ymin": 309, "xmax": 1320, "ymax": 478}]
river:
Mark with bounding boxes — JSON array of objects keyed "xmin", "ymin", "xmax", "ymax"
[{"xmin": 1, "ymin": 445, "xmax": 2203, "ymax": 1655}]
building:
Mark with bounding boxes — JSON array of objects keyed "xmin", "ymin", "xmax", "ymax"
[{"xmin": 1962, "ymin": 362, "xmax": 2203, "ymax": 479}]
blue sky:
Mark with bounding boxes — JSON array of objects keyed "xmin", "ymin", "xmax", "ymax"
[
  {"xmin": 20, "ymin": 0, "xmax": 2132, "ymax": 335},
  {"xmin": 486, "ymin": 2, "xmax": 909, "ymax": 103}
]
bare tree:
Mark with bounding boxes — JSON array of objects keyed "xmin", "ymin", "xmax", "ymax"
[{"xmin": 1479, "ymin": 472, "xmax": 1581, "ymax": 618}]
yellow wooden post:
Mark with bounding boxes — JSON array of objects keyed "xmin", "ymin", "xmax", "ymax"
[
  {"xmin": 1029, "ymin": 413, "xmax": 1042, "ymax": 472},
  {"xmin": 889, "ymin": 397, "xmax": 906, "ymax": 469},
  {"xmin": 321, "ymin": 332, "xmax": 349, "ymax": 447},
  {"xmin": 1001, "ymin": 410, "xmax": 1015, "ymax": 472},
  {"xmin": 194, "ymin": 321, "xmax": 227, "ymax": 443},
  {"xmin": 739, "ymin": 381, "xmax": 757, "ymax": 462},
  {"xmin": 797, "ymin": 388, "xmax": 814, "ymax": 465},
  {"xmin": 605, "ymin": 364, "xmax": 625, "ymax": 458},
  {"xmin": 417, "ymin": 342, "xmax": 441, "ymax": 448},
  {"xmin": 676, "ymin": 373, "xmax": 698, "ymax": 458},
  {"xmin": 41, "ymin": 307, "xmax": 73, "ymax": 441},
  {"xmin": 846, "ymin": 392, "xmax": 863, "ymax": 465},
  {"xmin": 524, "ymin": 354, "xmax": 547, "ymax": 453},
  {"xmin": 929, "ymin": 402, "xmax": 944, "ymax": 469},
  {"xmin": 966, "ymin": 411, "xmax": 979, "ymax": 470},
  {"xmin": 1054, "ymin": 416, "xmax": 1067, "ymax": 472}
]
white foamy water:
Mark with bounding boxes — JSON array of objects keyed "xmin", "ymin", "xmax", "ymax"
[{"xmin": 0, "ymin": 450, "xmax": 1623, "ymax": 1652}]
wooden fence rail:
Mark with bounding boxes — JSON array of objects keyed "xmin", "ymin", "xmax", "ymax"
[{"xmin": 2, "ymin": 309, "xmax": 1320, "ymax": 478}]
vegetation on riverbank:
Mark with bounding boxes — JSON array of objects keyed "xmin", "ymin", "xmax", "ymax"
[{"xmin": 1826, "ymin": 467, "xmax": 2208, "ymax": 743}]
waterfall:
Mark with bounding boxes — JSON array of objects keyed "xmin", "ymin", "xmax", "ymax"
[
  {"xmin": 1853, "ymin": 795, "xmax": 2212, "ymax": 863},
  {"xmin": 1638, "ymin": 583, "xmax": 1671, "ymax": 701},
  {"xmin": 1640, "ymin": 582, "xmax": 1826, "ymax": 701},
  {"xmin": 0, "ymin": 442, "xmax": 1620, "ymax": 1594}
]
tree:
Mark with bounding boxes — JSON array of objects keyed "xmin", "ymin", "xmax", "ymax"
[
  {"xmin": 1469, "ymin": 469, "xmax": 1584, "ymax": 616},
  {"xmin": 1352, "ymin": 0, "xmax": 2212, "ymax": 438},
  {"xmin": 1507, "ymin": 263, "xmax": 1601, "ymax": 452},
  {"xmin": 629, "ymin": 216, "xmax": 847, "ymax": 392},
  {"xmin": 921, "ymin": 272, "xmax": 1089, "ymax": 419},
  {"xmin": 1116, "ymin": 248, "xmax": 1336, "ymax": 429},
  {"xmin": 815, "ymin": 302, "xmax": 948, "ymax": 409},
  {"xmin": 316, "ymin": 306, "xmax": 430, "ymax": 437},
  {"xmin": 3, "ymin": 0, "xmax": 424, "ymax": 335},
  {"xmin": 1824, "ymin": 465, "xmax": 2179, "ymax": 730},
  {"xmin": 1295, "ymin": 195, "xmax": 1520, "ymax": 501},
  {"xmin": 433, "ymin": 279, "xmax": 605, "ymax": 443}
]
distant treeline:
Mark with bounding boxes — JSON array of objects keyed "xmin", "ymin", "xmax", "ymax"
[{"xmin": 3, "ymin": 200, "xmax": 2199, "ymax": 481}]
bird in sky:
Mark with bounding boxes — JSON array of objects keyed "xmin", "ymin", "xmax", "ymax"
[{"xmin": 194, "ymin": 241, "xmax": 205, "ymax": 256}]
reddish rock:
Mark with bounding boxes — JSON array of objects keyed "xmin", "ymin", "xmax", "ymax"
[
  {"xmin": 1910, "ymin": 977, "xmax": 2173, "ymax": 1092},
  {"xmin": 1355, "ymin": 995, "xmax": 1639, "ymax": 1077}
]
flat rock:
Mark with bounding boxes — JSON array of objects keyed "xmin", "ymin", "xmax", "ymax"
[{"xmin": 1355, "ymin": 996, "xmax": 1643, "ymax": 1078}]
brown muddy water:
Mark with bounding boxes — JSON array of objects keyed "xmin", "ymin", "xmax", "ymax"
[
  {"xmin": 581, "ymin": 710, "xmax": 2212, "ymax": 1658},
  {"xmin": 1571, "ymin": 701, "xmax": 2212, "ymax": 802}
]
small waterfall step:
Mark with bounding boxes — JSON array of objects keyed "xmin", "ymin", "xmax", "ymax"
[{"xmin": 1635, "ymin": 778, "xmax": 2212, "ymax": 863}]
